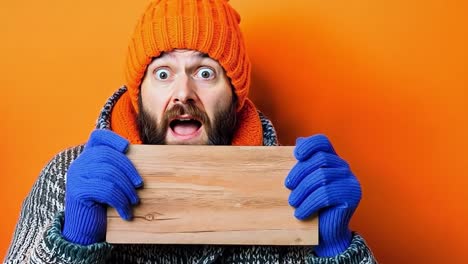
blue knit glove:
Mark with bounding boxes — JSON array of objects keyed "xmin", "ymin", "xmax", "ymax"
[
  {"xmin": 285, "ymin": 134, "xmax": 362, "ymax": 257},
  {"xmin": 62, "ymin": 129, "xmax": 143, "ymax": 245}
]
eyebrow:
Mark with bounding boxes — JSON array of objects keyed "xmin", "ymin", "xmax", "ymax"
[
  {"xmin": 147, "ymin": 52, "xmax": 216, "ymax": 72},
  {"xmin": 157, "ymin": 51, "xmax": 210, "ymax": 60},
  {"xmin": 196, "ymin": 52, "xmax": 209, "ymax": 58}
]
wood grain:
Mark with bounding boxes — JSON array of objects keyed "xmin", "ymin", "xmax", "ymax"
[{"xmin": 106, "ymin": 145, "xmax": 318, "ymax": 245}]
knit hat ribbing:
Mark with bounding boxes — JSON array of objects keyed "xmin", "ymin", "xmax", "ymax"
[
  {"xmin": 125, "ymin": 0, "xmax": 251, "ymax": 113},
  {"xmin": 112, "ymin": 0, "xmax": 263, "ymax": 146}
]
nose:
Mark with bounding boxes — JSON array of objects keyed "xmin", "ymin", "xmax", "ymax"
[{"xmin": 172, "ymin": 74, "xmax": 197, "ymax": 104}]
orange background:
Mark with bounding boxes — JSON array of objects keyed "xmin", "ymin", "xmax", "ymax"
[{"xmin": 1, "ymin": 0, "xmax": 467, "ymax": 263}]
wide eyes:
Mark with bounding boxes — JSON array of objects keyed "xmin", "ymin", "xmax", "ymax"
[
  {"xmin": 195, "ymin": 67, "xmax": 215, "ymax": 80},
  {"xmin": 155, "ymin": 69, "xmax": 170, "ymax": 80},
  {"xmin": 153, "ymin": 67, "xmax": 215, "ymax": 81}
]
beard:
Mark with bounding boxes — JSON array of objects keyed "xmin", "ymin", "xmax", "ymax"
[{"xmin": 137, "ymin": 95, "xmax": 237, "ymax": 145}]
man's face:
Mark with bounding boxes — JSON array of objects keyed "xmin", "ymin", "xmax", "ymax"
[{"xmin": 138, "ymin": 49, "xmax": 236, "ymax": 145}]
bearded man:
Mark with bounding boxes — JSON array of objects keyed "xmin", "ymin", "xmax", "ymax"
[{"xmin": 5, "ymin": 0, "xmax": 376, "ymax": 263}]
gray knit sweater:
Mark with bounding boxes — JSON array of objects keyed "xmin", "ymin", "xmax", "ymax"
[{"xmin": 5, "ymin": 88, "xmax": 377, "ymax": 264}]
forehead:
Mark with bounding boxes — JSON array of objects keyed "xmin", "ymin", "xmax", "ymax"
[{"xmin": 152, "ymin": 49, "xmax": 213, "ymax": 63}]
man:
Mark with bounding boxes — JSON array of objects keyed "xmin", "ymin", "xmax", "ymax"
[{"xmin": 5, "ymin": 0, "xmax": 376, "ymax": 263}]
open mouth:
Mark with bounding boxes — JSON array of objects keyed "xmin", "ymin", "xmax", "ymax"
[{"xmin": 169, "ymin": 116, "xmax": 203, "ymax": 137}]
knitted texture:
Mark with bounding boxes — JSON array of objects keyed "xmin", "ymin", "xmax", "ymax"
[
  {"xmin": 62, "ymin": 130, "xmax": 143, "ymax": 245},
  {"xmin": 285, "ymin": 135, "xmax": 362, "ymax": 257},
  {"xmin": 5, "ymin": 88, "xmax": 376, "ymax": 263},
  {"xmin": 109, "ymin": 90, "xmax": 143, "ymax": 144},
  {"xmin": 109, "ymin": 88, "xmax": 263, "ymax": 145},
  {"xmin": 43, "ymin": 212, "xmax": 111, "ymax": 263},
  {"xmin": 125, "ymin": 0, "xmax": 251, "ymax": 113}
]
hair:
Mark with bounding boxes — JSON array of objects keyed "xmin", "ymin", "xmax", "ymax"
[{"xmin": 137, "ymin": 87, "xmax": 238, "ymax": 145}]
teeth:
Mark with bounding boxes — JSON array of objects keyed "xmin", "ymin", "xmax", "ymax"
[{"xmin": 178, "ymin": 118, "xmax": 191, "ymax": 121}]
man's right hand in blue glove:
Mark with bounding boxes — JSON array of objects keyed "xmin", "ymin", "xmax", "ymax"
[{"xmin": 62, "ymin": 129, "xmax": 143, "ymax": 245}]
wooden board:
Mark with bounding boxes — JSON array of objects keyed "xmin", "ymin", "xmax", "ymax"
[{"xmin": 106, "ymin": 145, "xmax": 318, "ymax": 245}]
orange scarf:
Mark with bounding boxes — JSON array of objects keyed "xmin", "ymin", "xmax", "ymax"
[{"xmin": 110, "ymin": 91, "xmax": 263, "ymax": 146}]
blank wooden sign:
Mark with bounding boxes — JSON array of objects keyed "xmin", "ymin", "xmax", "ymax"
[{"xmin": 107, "ymin": 145, "xmax": 318, "ymax": 245}]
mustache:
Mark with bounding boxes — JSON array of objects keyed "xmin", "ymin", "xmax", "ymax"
[
  {"xmin": 137, "ymin": 94, "xmax": 238, "ymax": 145},
  {"xmin": 164, "ymin": 103, "xmax": 210, "ymax": 125}
]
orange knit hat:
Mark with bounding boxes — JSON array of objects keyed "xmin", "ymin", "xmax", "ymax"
[
  {"xmin": 111, "ymin": 0, "xmax": 263, "ymax": 146},
  {"xmin": 125, "ymin": 0, "xmax": 251, "ymax": 112}
]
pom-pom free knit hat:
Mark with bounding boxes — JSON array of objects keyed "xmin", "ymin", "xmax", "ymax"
[{"xmin": 110, "ymin": 0, "xmax": 263, "ymax": 145}]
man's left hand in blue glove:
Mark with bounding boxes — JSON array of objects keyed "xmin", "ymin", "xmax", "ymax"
[{"xmin": 285, "ymin": 134, "xmax": 362, "ymax": 257}]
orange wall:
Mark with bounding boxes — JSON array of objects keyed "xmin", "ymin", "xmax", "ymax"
[{"xmin": 1, "ymin": 0, "xmax": 467, "ymax": 263}]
